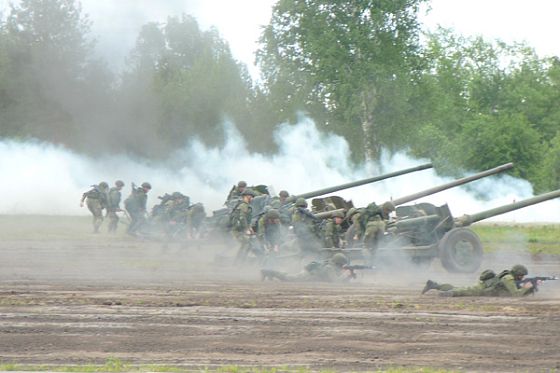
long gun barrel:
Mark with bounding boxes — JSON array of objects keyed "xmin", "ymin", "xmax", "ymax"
[
  {"xmin": 455, "ymin": 189, "xmax": 560, "ymax": 226},
  {"xmin": 286, "ymin": 163, "xmax": 433, "ymax": 204},
  {"xmin": 390, "ymin": 163, "xmax": 513, "ymax": 206}
]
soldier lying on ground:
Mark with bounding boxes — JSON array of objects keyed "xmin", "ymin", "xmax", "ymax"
[
  {"xmin": 422, "ymin": 264, "xmax": 535, "ymax": 297},
  {"xmin": 260, "ymin": 253, "xmax": 353, "ymax": 283}
]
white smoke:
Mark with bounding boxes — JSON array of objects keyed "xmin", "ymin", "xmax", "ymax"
[{"xmin": 1, "ymin": 118, "xmax": 559, "ymax": 222}]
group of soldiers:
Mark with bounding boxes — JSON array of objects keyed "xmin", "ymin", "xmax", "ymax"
[
  {"xmin": 80, "ymin": 179, "xmax": 548, "ymax": 298},
  {"xmin": 81, "ymin": 180, "xmax": 152, "ymax": 235}
]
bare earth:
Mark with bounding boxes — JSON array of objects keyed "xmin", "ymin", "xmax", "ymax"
[{"xmin": 1, "ymin": 217, "xmax": 560, "ymax": 372}]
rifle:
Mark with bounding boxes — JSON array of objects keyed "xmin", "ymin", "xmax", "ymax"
[
  {"xmin": 516, "ymin": 276, "xmax": 558, "ymax": 292},
  {"xmin": 342, "ymin": 264, "xmax": 376, "ymax": 279}
]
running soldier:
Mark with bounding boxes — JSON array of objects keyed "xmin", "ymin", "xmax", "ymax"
[
  {"xmin": 124, "ymin": 182, "xmax": 152, "ymax": 236},
  {"xmin": 106, "ymin": 180, "xmax": 125, "ymax": 233},
  {"xmin": 80, "ymin": 181, "xmax": 109, "ymax": 233}
]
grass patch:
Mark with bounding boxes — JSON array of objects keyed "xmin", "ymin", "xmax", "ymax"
[
  {"xmin": 472, "ymin": 223, "xmax": 560, "ymax": 255},
  {"xmin": 0, "ymin": 359, "xmax": 460, "ymax": 372}
]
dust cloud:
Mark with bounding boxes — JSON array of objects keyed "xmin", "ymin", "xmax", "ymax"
[{"xmin": 1, "ymin": 117, "xmax": 559, "ymax": 222}]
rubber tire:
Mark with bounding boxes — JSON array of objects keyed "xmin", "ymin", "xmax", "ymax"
[{"xmin": 439, "ymin": 228, "xmax": 483, "ymax": 273}]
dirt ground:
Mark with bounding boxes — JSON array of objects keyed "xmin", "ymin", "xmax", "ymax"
[{"xmin": 1, "ymin": 217, "xmax": 560, "ymax": 372}]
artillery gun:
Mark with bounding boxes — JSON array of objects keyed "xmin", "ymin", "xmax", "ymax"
[{"xmin": 381, "ymin": 189, "xmax": 560, "ymax": 273}]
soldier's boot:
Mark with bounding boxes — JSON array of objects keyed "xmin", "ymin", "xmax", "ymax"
[{"xmin": 421, "ymin": 280, "xmax": 440, "ymax": 294}]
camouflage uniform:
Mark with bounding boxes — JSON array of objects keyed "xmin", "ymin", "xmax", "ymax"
[
  {"xmin": 322, "ymin": 210, "xmax": 345, "ymax": 248},
  {"xmin": 422, "ymin": 265, "xmax": 535, "ymax": 297},
  {"xmin": 261, "ymin": 253, "xmax": 351, "ymax": 283},
  {"xmin": 124, "ymin": 182, "xmax": 151, "ymax": 235},
  {"xmin": 256, "ymin": 209, "xmax": 284, "ymax": 253},
  {"xmin": 81, "ymin": 182, "xmax": 109, "ymax": 233},
  {"xmin": 230, "ymin": 189, "xmax": 255, "ymax": 263},
  {"xmin": 291, "ymin": 198, "xmax": 321, "ymax": 255},
  {"xmin": 359, "ymin": 202, "xmax": 394, "ymax": 262},
  {"xmin": 106, "ymin": 181, "xmax": 124, "ymax": 233}
]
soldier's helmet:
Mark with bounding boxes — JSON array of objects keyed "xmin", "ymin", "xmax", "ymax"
[
  {"xmin": 172, "ymin": 192, "xmax": 184, "ymax": 199},
  {"xmin": 279, "ymin": 190, "xmax": 289, "ymax": 198},
  {"xmin": 98, "ymin": 181, "xmax": 109, "ymax": 189},
  {"xmin": 115, "ymin": 180, "xmax": 125, "ymax": 187},
  {"xmin": 141, "ymin": 182, "xmax": 152, "ymax": 190},
  {"xmin": 332, "ymin": 210, "xmax": 345, "ymax": 218},
  {"xmin": 331, "ymin": 253, "xmax": 348, "ymax": 266},
  {"xmin": 266, "ymin": 209, "xmax": 280, "ymax": 220},
  {"xmin": 295, "ymin": 197, "xmax": 307, "ymax": 207},
  {"xmin": 382, "ymin": 201, "xmax": 395, "ymax": 212},
  {"xmin": 511, "ymin": 264, "xmax": 528, "ymax": 277},
  {"xmin": 241, "ymin": 188, "xmax": 256, "ymax": 197},
  {"xmin": 237, "ymin": 180, "xmax": 247, "ymax": 188}
]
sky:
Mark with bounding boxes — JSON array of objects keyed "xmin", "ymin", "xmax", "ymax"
[
  {"xmin": 84, "ymin": 0, "xmax": 560, "ymax": 77},
  {"xmin": 1, "ymin": 0, "xmax": 558, "ymax": 76}
]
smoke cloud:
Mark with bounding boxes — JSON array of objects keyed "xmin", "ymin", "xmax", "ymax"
[{"xmin": 2, "ymin": 118, "xmax": 559, "ymax": 222}]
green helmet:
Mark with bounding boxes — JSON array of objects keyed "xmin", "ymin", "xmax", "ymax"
[
  {"xmin": 331, "ymin": 253, "xmax": 348, "ymax": 266},
  {"xmin": 241, "ymin": 188, "xmax": 256, "ymax": 197},
  {"xmin": 331, "ymin": 210, "xmax": 345, "ymax": 218},
  {"xmin": 172, "ymin": 192, "xmax": 185, "ymax": 199},
  {"xmin": 141, "ymin": 182, "xmax": 152, "ymax": 190},
  {"xmin": 295, "ymin": 197, "xmax": 307, "ymax": 207},
  {"xmin": 115, "ymin": 180, "xmax": 124, "ymax": 187},
  {"xmin": 269, "ymin": 199, "xmax": 281, "ymax": 209},
  {"xmin": 98, "ymin": 181, "xmax": 109, "ymax": 189},
  {"xmin": 279, "ymin": 190, "xmax": 289, "ymax": 198},
  {"xmin": 382, "ymin": 201, "xmax": 395, "ymax": 212},
  {"xmin": 511, "ymin": 264, "xmax": 528, "ymax": 277},
  {"xmin": 265, "ymin": 209, "xmax": 280, "ymax": 220},
  {"xmin": 237, "ymin": 180, "xmax": 247, "ymax": 188}
]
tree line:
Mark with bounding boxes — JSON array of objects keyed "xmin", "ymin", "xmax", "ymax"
[{"xmin": 1, "ymin": 0, "xmax": 559, "ymax": 192}]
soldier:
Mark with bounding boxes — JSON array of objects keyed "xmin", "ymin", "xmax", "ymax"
[
  {"xmin": 261, "ymin": 253, "xmax": 353, "ymax": 283},
  {"xmin": 225, "ymin": 180, "xmax": 247, "ymax": 205},
  {"xmin": 322, "ymin": 210, "xmax": 345, "ymax": 248},
  {"xmin": 344, "ymin": 207, "xmax": 364, "ymax": 248},
  {"xmin": 80, "ymin": 181, "xmax": 109, "ymax": 233},
  {"xmin": 278, "ymin": 190, "xmax": 290, "ymax": 206},
  {"xmin": 422, "ymin": 264, "xmax": 535, "ymax": 297},
  {"xmin": 230, "ymin": 188, "xmax": 256, "ymax": 263},
  {"xmin": 359, "ymin": 201, "xmax": 395, "ymax": 262},
  {"xmin": 256, "ymin": 208, "xmax": 284, "ymax": 253},
  {"xmin": 124, "ymin": 182, "xmax": 152, "ymax": 236},
  {"xmin": 106, "ymin": 180, "xmax": 125, "ymax": 233},
  {"xmin": 291, "ymin": 197, "xmax": 321, "ymax": 255}
]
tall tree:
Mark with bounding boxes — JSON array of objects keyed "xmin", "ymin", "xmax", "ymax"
[{"xmin": 257, "ymin": 0, "xmax": 428, "ymax": 162}]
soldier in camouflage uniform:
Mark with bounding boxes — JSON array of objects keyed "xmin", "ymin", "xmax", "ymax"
[
  {"xmin": 230, "ymin": 188, "xmax": 256, "ymax": 263},
  {"xmin": 291, "ymin": 197, "xmax": 321, "ymax": 255},
  {"xmin": 359, "ymin": 201, "xmax": 395, "ymax": 262},
  {"xmin": 278, "ymin": 190, "xmax": 290, "ymax": 206},
  {"xmin": 106, "ymin": 180, "xmax": 125, "ymax": 233},
  {"xmin": 80, "ymin": 181, "xmax": 109, "ymax": 233},
  {"xmin": 225, "ymin": 180, "xmax": 247, "ymax": 205},
  {"xmin": 124, "ymin": 182, "xmax": 152, "ymax": 236},
  {"xmin": 256, "ymin": 208, "xmax": 284, "ymax": 254},
  {"xmin": 422, "ymin": 265, "xmax": 535, "ymax": 297},
  {"xmin": 261, "ymin": 253, "xmax": 352, "ymax": 283},
  {"xmin": 322, "ymin": 210, "xmax": 345, "ymax": 248}
]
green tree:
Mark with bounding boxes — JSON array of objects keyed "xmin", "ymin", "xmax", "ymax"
[
  {"xmin": 257, "ymin": 0, "xmax": 428, "ymax": 162},
  {"xmin": 121, "ymin": 15, "xmax": 257, "ymax": 156}
]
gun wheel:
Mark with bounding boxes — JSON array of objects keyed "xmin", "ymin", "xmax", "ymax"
[{"xmin": 439, "ymin": 228, "xmax": 483, "ymax": 273}]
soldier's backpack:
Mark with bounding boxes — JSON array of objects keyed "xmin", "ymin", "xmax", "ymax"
[{"xmin": 479, "ymin": 269, "xmax": 500, "ymax": 288}]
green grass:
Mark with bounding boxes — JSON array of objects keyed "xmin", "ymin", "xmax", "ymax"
[
  {"xmin": 472, "ymin": 223, "xmax": 560, "ymax": 255},
  {"xmin": 0, "ymin": 359, "xmax": 460, "ymax": 372}
]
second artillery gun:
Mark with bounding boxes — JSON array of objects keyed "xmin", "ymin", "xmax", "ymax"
[{"xmin": 380, "ymin": 189, "xmax": 560, "ymax": 273}]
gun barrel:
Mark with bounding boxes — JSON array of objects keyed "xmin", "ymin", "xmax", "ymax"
[
  {"xmin": 388, "ymin": 214, "xmax": 442, "ymax": 230},
  {"xmin": 456, "ymin": 189, "xmax": 560, "ymax": 226},
  {"xmin": 286, "ymin": 163, "xmax": 433, "ymax": 203},
  {"xmin": 391, "ymin": 163, "xmax": 513, "ymax": 206},
  {"xmin": 313, "ymin": 208, "xmax": 346, "ymax": 220}
]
